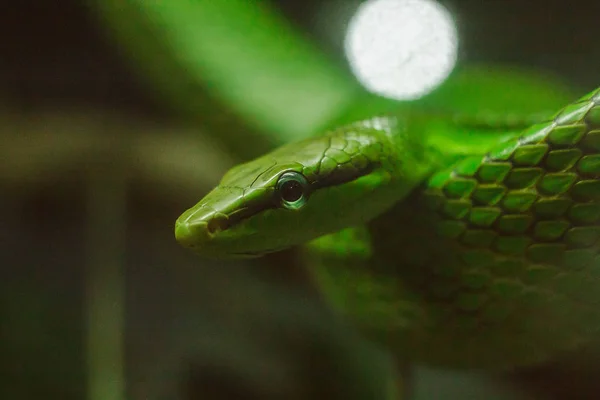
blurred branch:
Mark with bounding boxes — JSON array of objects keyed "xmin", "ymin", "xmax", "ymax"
[
  {"xmin": 0, "ymin": 109, "xmax": 236, "ymax": 201},
  {"xmin": 0, "ymin": 66, "xmax": 578, "ymax": 202}
]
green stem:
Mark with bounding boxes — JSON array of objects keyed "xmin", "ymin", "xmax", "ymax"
[{"xmin": 85, "ymin": 163, "xmax": 127, "ymax": 400}]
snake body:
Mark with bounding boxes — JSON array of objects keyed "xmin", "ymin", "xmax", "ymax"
[{"xmin": 176, "ymin": 87, "xmax": 600, "ymax": 370}]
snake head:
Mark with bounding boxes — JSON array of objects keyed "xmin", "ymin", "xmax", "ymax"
[{"xmin": 175, "ymin": 128, "xmax": 401, "ymax": 258}]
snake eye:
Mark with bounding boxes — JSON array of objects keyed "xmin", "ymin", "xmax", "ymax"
[{"xmin": 276, "ymin": 171, "xmax": 310, "ymax": 210}]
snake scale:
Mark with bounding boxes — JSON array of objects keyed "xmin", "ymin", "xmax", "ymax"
[{"xmin": 176, "ymin": 87, "xmax": 600, "ymax": 370}]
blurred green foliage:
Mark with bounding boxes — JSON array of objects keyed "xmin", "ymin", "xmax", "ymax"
[
  {"xmin": 90, "ymin": 0, "xmax": 577, "ymax": 160},
  {"xmin": 91, "ymin": 0, "xmax": 362, "ymax": 157}
]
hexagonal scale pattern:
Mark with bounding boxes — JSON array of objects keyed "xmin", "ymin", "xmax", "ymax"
[{"xmin": 422, "ymin": 88, "xmax": 600, "ymax": 330}]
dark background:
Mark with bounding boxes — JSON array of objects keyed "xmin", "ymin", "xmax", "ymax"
[{"xmin": 2, "ymin": 1, "xmax": 599, "ymax": 399}]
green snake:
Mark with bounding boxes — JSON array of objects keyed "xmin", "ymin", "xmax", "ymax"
[{"xmin": 175, "ymin": 87, "xmax": 600, "ymax": 370}]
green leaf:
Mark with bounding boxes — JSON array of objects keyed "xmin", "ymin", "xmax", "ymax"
[{"xmin": 90, "ymin": 0, "xmax": 364, "ymax": 156}]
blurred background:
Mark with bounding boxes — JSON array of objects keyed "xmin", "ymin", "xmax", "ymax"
[{"xmin": 1, "ymin": 0, "xmax": 599, "ymax": 399}]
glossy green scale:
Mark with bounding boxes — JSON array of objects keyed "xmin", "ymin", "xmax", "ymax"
[
  {"xmin": 307, "ymin": 88, "xmax": 600, "ymax": 369},
  {"xmin": 176, "ymin": 86, "xmax": 600, "ymax": 371}
]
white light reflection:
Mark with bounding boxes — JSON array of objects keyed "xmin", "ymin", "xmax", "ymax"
[{"xmin": 344, "ymin": 0, "xmax": 458, "ymax": 100}]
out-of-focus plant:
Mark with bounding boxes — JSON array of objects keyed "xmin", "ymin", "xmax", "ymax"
[
  {"xmin": 90, "ymin": 0, "xmax": 363, "ymax": 158},
  {"xmin": 90, "ymin": 0, "xmax": 577, "ymax": 160}
]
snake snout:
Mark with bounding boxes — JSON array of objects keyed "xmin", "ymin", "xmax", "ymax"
[
  {"xmin": 175, "ymin": 219, "xmax": 208, "ymax": 248},
  {"xmin": 174, "ymin": 204, "xmax": 225, "ymax": 249}
]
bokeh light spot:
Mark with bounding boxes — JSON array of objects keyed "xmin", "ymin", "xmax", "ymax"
[{"xmin": 344, "ymin": 0, "xmax": 458, "ymax": 100}]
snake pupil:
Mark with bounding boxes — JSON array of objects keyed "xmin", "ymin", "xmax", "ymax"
[
  {"xmin": 281, "ymin": 180, "xmax": 303, "ymax": 202},
  {"xmin": 276, "ymin": 171, "xmax": 309, "ymax": 209}
]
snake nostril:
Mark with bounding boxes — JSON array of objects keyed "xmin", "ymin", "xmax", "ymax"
[
  {"xmin": 206, "ymin": 216, "xmax": 230, "ymax": 235},
  {"xmin": 207, "ymin": 219, "xmax": 218, "ymax": 234}
]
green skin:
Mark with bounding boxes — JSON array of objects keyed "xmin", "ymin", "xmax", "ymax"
[{"xmin": 176, "ymin": 88, "xmax": 600, "ymax": 370}]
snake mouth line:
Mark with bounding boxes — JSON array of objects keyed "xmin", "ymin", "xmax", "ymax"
[{"xmin": 232, "ymin": 246, "xmax": 288, "ymax": 257}]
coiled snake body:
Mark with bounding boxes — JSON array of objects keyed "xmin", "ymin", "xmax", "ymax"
[{"xmin": 176, "ymin": 87, "xmax": 600, "ymax": 370}]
